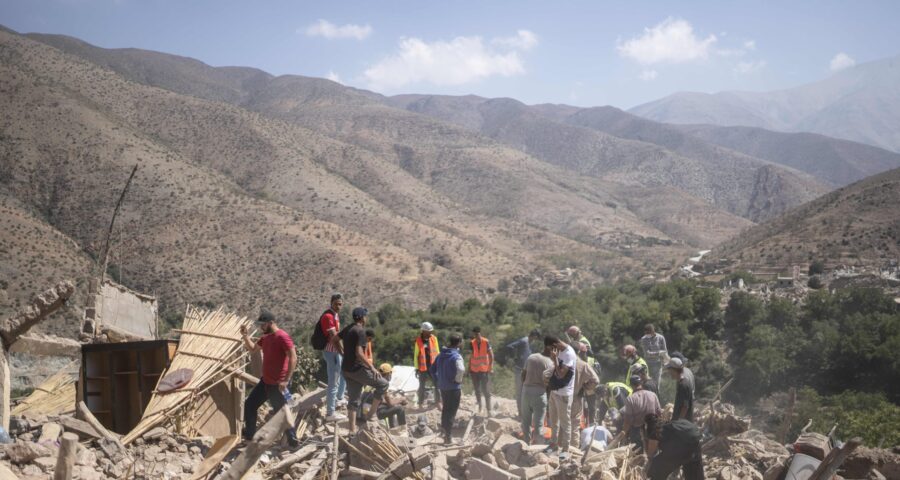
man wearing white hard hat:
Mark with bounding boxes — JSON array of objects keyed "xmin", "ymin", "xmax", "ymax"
[{"xmin": 413, "ymin": 322, "xmax": 441, "ymax": 408}]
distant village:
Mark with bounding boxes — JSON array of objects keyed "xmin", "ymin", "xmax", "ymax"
[{"xmin": 678, "ymin": 253, "xmax": 900, "ymax": 308}]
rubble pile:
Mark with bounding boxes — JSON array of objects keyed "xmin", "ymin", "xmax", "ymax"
[
  {"xmin": 1, "ymin": 388, "xmax": 895, "ymax": 479},
  {"xmin": 0, "ymin": 413, "xmax": 211, "ymax": 479}
]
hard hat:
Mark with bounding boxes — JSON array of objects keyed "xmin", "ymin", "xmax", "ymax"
[
  {"xmin": 421, "ymin": 322, "xmax": 434, "ymax": 332},
  {"xmin": 379, "ymin": 363, "xmax": 393, "ymax": 374},
  {"xmin": 623, "ymin": 345, "xmax": 636, "ymax": 356}
]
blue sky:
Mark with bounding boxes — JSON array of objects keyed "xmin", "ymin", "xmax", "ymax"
[{"xmin": 1, "ymin": 0, "xmax": 898, "ymax": 108}]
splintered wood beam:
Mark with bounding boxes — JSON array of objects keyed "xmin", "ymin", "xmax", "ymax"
[
  {"xmin": 809, "ymin": 437, "xmax": 862, "ymax": 480},
  {"xmin": 219, "ymin": 405, "xmax": 294, "ymax": 480}
]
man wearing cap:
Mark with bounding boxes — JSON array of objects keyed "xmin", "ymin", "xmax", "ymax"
[
  {"xmin": 431, "ymin": 333, "xmax": 466, "ymax": 444},
  {"xmin": 666, "ymin": 357, "xmax": 694, "ymax": 421},
  {"xmin": 506, "ymin": 329, "xmax": 542, "ymax": 420},
  {"xmin": 615, "ymin": 375, "xmax": 660, "ymax": 452},
  {"xmin": 545, "ymin": 336, "xmax": 577, "ymax": 459},
  {"xmin": 631, "ymin": 363, "xmax": 658, "ymax": 397},
  {"xmin": 566, "ymin": 326, "xmax": 592, "ymax": 352},
  {"xmin": 414, "ymin": 322, "xmax": 441, "ymax": 408},
  {"xmin": 621, "ymin": 344, "xmax": 649, "ymax": 389},
  {"xmin": 340, "ymin": 307, "xmax": 389, "ymax": 435},
  {"xmin": 240, "ymin": 312, "xmax": 298, "ymax": 445},
  {"xmin": 644, "ymin": 414, "xmax": 704, "ymax": 480},
  {"xmin": 319, "ymin": 293, "xmax": 347, "ymax": 421},
  {"xmin": 469, "ymin": 326, "xmax": 494, "ymax": 416},
  {"xmin": 358, "ymin": 363, "xmax": 409, "ymax": 429}
]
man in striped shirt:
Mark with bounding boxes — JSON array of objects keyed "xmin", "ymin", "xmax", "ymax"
[{"xmin": 321, "ymin": 293, "xmax": 347, "ymax": 421}]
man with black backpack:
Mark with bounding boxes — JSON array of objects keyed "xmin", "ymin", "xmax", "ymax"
[
  {"xmin": 545, "ymin": 336, "xmax": 576, "ymax": 460},
  {"xmin": 311, "ymin": 293, "xmax": 347, "ymax": 421}
]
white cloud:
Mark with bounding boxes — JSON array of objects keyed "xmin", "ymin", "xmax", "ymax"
[
  {"xmin": 743, "ymin": 40, "xmax": 756, "ymax": 50},
  {"xmin": 829, "ymin": 52, "xmax": 856, "ymax": 71},
  {"xmin": 617, "ymin": 18, "xmax": 717, "ymax": 65},
  {"xmin": 493, "ymin": 29, "xmax": 539, "ymax": 51},
  {"xmin": 363, "ymin": 32, "xmax": 536, "ymax": 91},
  {"xmin": 638, "ymin": 69, "xmax": 659, "ymax": 81},
  {"xmin": 326, "ymin": 71, "xmax": 342, "ymax": 83},
  {"xmin": 304, "ymin": 19, "xmax": 372, "ymax": 40},
  {"xmin": 734, "ymin": 60, "xmax": 766, "ymax": 74}
]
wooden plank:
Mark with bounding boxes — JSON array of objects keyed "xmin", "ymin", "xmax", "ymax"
[
  {"xmin": 299, "ymin": 451, "xmax": 329, "ymax": 480},
  {"xmin": 189, "ymin": 434, "xmax": 239, "ymax": 480},
  {"xmin": 271, "ymin": 444, "xmax": 317, "ymax": 473},
  {"xmin": 219, "ymin": 405, "xmax": 294, "ymax": 480},
  {"xmin": 809, "ymin": 437, "xmax": 862, "ymax": 480}
]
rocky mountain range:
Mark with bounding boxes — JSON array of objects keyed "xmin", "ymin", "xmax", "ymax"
[
  {"xmin": 2, "ymin": 26, "xmax": 899, "ymax": 333},
  {"xmin": 629, "ymin": 54, "xmax": 900, "ymax": 153}
]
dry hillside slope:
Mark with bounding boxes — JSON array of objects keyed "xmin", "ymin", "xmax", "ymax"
[
  {"xmin": 0, "ymin": 27, "xmax": 696, "ymax": 331},
  {"xmin": 713, "ymin": 167, "xmax": 900, "ymax": 267}
]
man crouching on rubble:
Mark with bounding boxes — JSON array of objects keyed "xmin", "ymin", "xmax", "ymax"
[
  {"xmin": 644, "ymin": 413, "xmax": 704, "ymax": 480},
  {"xmin": 240, "ymin": 311, "xmax": 298, "ymax": 446},
  {"xmin": 341, "ymin": 307, "xmax": 389, "ymax": 435}
]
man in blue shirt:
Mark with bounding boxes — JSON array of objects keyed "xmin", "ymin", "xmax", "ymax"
[{"xmin": 505, "ymin": 329, "xmax": 541, "ymax": 420}]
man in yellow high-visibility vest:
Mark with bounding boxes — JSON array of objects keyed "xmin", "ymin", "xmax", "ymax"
[{"xmin": 468, "ymin": 326, "xmax": 494, "ymax": 416}]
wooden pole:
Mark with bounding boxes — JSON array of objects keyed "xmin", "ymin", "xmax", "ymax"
[
  {"xmin": 330, "ymin": 420, "xmax": 340, "ymax": 480},
  {"xmin": 777, "ymin": 388, "xmax": 797, "ymax": 443},
  {"xmin": 808, "ymin": 437, "xmax": 862, "ymax": 480},
  {"xmin": 219, "ymin": 405, "xmax": 294, "ymax": 480},
  {"xmin": 53, "ymin": 432, "xmax": 78, "ymax": 480},
  {"xmin": 100, "ymin": 164, "xmax": 138, "ymax": 284}
]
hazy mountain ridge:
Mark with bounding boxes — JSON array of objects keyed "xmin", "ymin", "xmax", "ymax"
[
  {"xmin": 629, "ymin": 55, "xmax": 900, "ymax": 152},
  {"xmin": 390, "ymin": 94, "xmax": 827, "ymax": 222}
]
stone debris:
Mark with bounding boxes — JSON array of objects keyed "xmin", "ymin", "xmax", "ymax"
[{"xmin": 1, "ymin": 386, "xmax": 893, "ymax": 479}]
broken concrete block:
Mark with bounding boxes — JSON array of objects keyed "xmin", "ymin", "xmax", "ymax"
[
  {"xmin": 5, "ymin": 441, "xmax": 52, "ymax": 464},
  {"xmin": 491, "ymin": 448, "xmax": 510, "ymax": 470},
  {"xmin": 34, "ymin": 456, "xmax": 57, "ymax": 472},
  {"xmin": 59, "ymin": 416, "xmax": 101, "ymax": 440},
  {"xmin": 471, "ymin": 435, "xmax": 494, "ymax": 457},
  {"xmin": 465, "ymin": 457, "xmax": 519, "ymax": 480},
  {"xmin": 510, "ymin": 463, "xmax": 552, "ymax": 478},
  {"xmin": 38, "ymin": 423, "xmax": 62, "ymax": 443},
  {"xmin": 486, "ymin": 417, "xmax": 521, "ymax": 436},
  {"xmin": 142, "ymin": 426, "xmax": 168, "ymax": 441},
  {"xmin": 500, "ymin": 439, "xmax": 528, "ymax": 467}
]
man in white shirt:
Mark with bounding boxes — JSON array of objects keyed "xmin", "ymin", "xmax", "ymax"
[{"xmin": 545, "ymin": 336, "xmax": 577, "ymax": 459}]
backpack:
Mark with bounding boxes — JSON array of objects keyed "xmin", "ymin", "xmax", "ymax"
[
  {"xmin": 310, "ymin": 310, "xmax": 331, "ymax": 350},
  {"xmin": 548, "ymin": 364, "xmax": 575, "ymax": 391}
]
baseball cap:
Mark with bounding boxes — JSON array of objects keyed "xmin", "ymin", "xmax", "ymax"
[
  {"xmin": 352, "ymin": 307, "xmax": 368, "ymax": 320},
  {"xmin": 256, "ymin": 311, "xmax": 275, "ymax": 325},
  {"xmin": 665, "ymin": 357, "xmax": 684, "ymax": 370},
  {"xmin": 421, "ymin": 322, "xmax": 434, "ymax": 332},
  {"xmin": 379, "ymin": 363, "xmax": 393, "ymax": 374}
]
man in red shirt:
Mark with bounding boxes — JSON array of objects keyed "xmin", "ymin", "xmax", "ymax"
[
  {"xmin": 240, "ymin": 311, "xmax": 298, "ymax": 445},
  {"xmin": 320, "ymin": 294, "xmax": 347, "ymax": 421}
]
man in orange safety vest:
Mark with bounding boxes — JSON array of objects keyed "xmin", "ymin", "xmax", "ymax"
[
  {"xmin": 469, "ymin": 326, "xmax": 494, "ymax": 416},
  {"xmin": 413, "ymin": 322, "xmax": 441, "ymax": 408}
]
